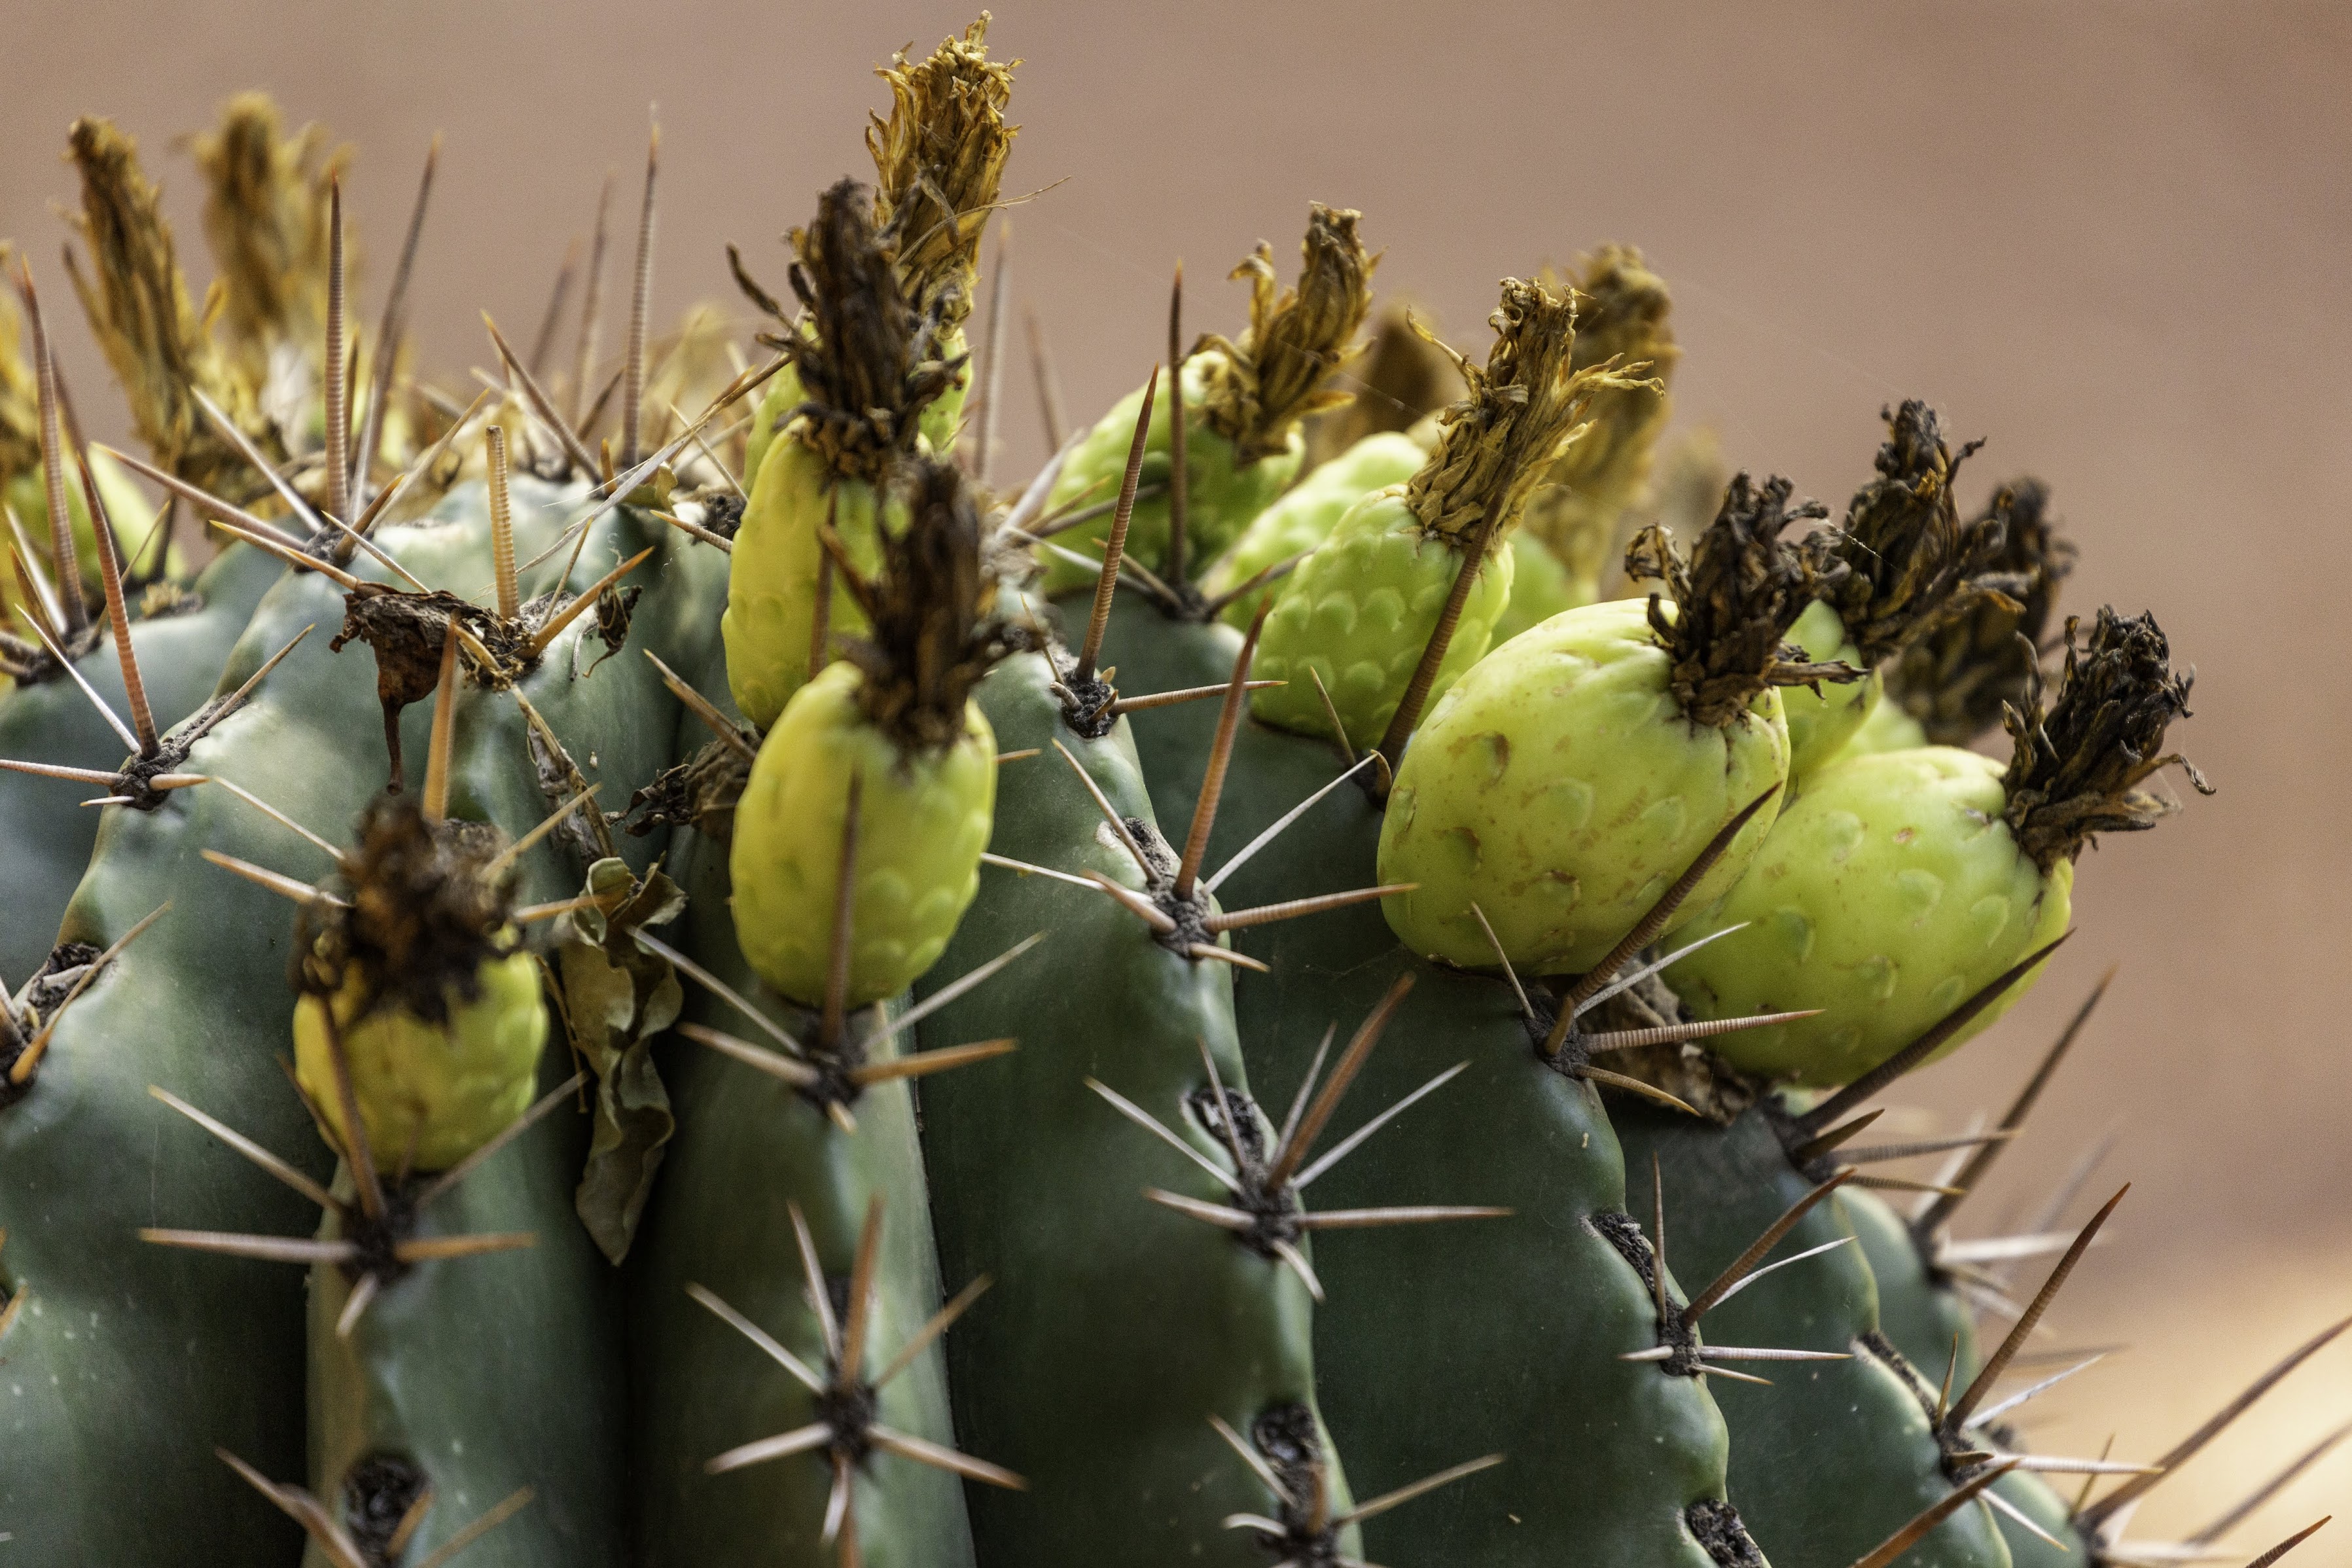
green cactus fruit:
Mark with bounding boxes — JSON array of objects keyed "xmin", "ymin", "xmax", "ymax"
[
  {"xmin": 1669, "ymin": 607, "xmax": 2204, "ymax": 1085},
  {"xmin": 1253, "ymin": 276, "xmax": 1645, "ymax": 751},
  {"xmin": 1198, "ymin": 429, "xmax": 1426, "ymax": 628},
  {"xmin": 1616, "ymin": 1103, "xmax": 2017, "ymax": 1568},
  {"xmin": 1836, "ymin": 685, "xmax": 1929, "ymax": 759},
  {"xmin": 289, "ymin": 797, "xmax": 548, "ymax": 1173},
  {"xmin": 912, "ymin": 646, "xmax": 1364, "ymax": 1566},
  {"xmin": 1885, "ymin": 478, "xmax": 2076, "ymax": 747},
  {"xmin": 722, "ymin": 181, "xmax": 952, "ymax": 730},
  {"xmin": 1780, "ymin": 401, "xmax": 2010, "ymax": 779},
  {"xmin": 1378, "ymin": 474, "xmax": 1856, "ymax": 974},
  {"xmin": 1511, "ymin": 243, "xmax": 1679, "ymax": 616},
  {"xmin": 1038, "ymin": 204, "xmax": 1374, "ymax": 596},
  {"xmin": 732, "ymin": 460, "xmax": 1003, "ymax": 1006}
]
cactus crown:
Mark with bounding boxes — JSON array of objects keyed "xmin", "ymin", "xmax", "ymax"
[
  {"xmin": 867, "ymin": 14, "xmax": 1018, "ymax": 334},
  {"xmin": 1816, "ymin": 400, "xmax": 2006, "ymax": 667},
  {"xmin": 1195, "ymin": 204, "xmax": 1376, "ymax": 462},
  {"xmin": 1404, "ymin": 276, "xmax": 1646, "ymax": 545},
  {"xmin": 839, "ymin": 457, "xmax": 1008, "ymax": 753},
  {"xmin": 186, "ymin": 93, "xmax": 341, "ymax": 394},
  {"xmin": 2001, "ymin": 605, "xmax": 2209, "ymax": 871},
  {"xmin": 295, "ymin": 794, "xmax": 513, "ymax": 1026},
  {"xmin": 63, "ymin": 118, "xmax": 269, "ymax": 496},
  {"xmin": 1890, "ymin": 477, "xmax": 2077, "ymax": 744},
  {"xmin": 781, "ymin": 179, "xmax": 956, "ymax": 484},
  {"xmin": 1625, "ymin": 472, "xmax": 1859, "ymax": 729}
]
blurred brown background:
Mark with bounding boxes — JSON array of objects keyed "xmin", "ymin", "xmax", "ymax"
[{"xmin": 7, "ymin": 1, "xmax": 2348, "ymax": 1554}]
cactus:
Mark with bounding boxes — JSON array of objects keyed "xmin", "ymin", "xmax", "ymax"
[{"xmin": 1, "ymin": 31, "xmax": 2339, "ymax": 1568}]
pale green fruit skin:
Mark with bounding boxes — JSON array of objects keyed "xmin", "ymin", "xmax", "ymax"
[
  {"xmin": 1669, "ymin": 745, "xmax": 2072, "ymax": 1087},
  {"xmin": 293, "ymin": 949, "xmax": 548, "ymax": 1173},
  {"xmin": 1490, "ymin": 531, "xmax": 1595, "ymax": 647},
  {"xmin": 1249, "ymin": 488, "xmax": 1513, "ymax": 751},
  {"xmin": 1200, "ymin": 432, "xmax": 1425, "ymax": 628},
  {"xmin": 923, "ymin": 325, "xmax": 968, "ymax": 454},
  {"xmin": 1838, "ymin": 692, "xmax": 1930, "ymax": 759},
  {"xmin": 1780, "ymin": 597, "xmax": 1881, "ymax": 779},
  {"xmin": 722, "ymin": 438, "xmax": 895, "ymax": 732},
  {"xmin": 738, "ymin": 363, "xmax": 804, "ymax": 497},
  {"xmin": 1378, "ymin": 597, "xmax": 1789, "ymax": 975},
  {"xmin": 1037, "ymin": 361, "xmax": 1300, "ymax": 596},
  {"xmin": 730, "ymin": 662, "xmax": 997, "ymax": 1006}
]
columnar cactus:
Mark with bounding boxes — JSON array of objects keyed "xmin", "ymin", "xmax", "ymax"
[{"xmin": 0, "ymin": 29, "xmax": 2330, "ymax": 1568}]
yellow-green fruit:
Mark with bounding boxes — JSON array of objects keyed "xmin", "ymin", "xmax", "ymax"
[
  {"xmin": 1037, "ymin": 361, "xmax": 1300, "ymax": 597},
  {"xmin": 1838, "ymin": 692, "xmax": 1929, "ymax": 760},
  {"xmin": 1250, "ymin": 488, "xmax": 1514, "ymax": 751},
  {"xmin": 292, "ymin": 950, "xmax": 548, "ymax": 1173},
  {"xmin": 721, "ymin": 438, "xmax": 896, "ymax": 732},
  {"xmin": 1200, "ymin": 431, "xmax": 1425, "ymax": 629},
  {"xmin": 1668, "ymin": 745, "xmax": 2071, "ymax": 1086},
  {"xmin": 1490, "ymin": 531, "xmax": 1594, "ymax": 647},
  {"xmin": 921, "ymin": 324, "xmax": 967, "ymax": 454},
  {"xmin": 1378, "ymin": 597, "xmax": 1788, "ymax": 974},
  {"xmin": 738, "ymin": 363, "xmax": 804, "ymax": 497},
  {"xmin": 730, "ymin": 661, "xmax": 997, "ymax": 1005},
  {"xmin": 1780, "ymin": 597, "xmax": 1881, "ymax": 777}
]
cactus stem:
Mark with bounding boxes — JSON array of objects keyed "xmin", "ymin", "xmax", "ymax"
[
  {"xmin": 868, "ymin": 1425, "xmax": 1026, "ymax": 1489},
  {"xmin": 1270, "ymin": 1238, "xmax": 1324, "ymax": 1301},
  {"xmin": 0, "ymin": 1281, "xmax": 24, "ymax": 1346},
  {"xmin": 1144, "ymin": 1188, "xmax": 1254, "ymax": 1230},
  {"xmin": 686, "ymin": 1281, "xmax": 827, "ymax": 1391},
  {"xmin": 676, "ymin": 1023, "xmax": 821, "ymax": 1090},
  {"xmin": 1914, "ymin": 969, "xmax": 2113, "ymax": 1239},
  {"xmin": 2078, "ymin": 1313, "xmax": 2352, "ymax": 1530},
  {"xmin": 1082, "ymin": 869, "xmax": 1178, "ymax": 932},
  {"xmin": 1844, "ymin": 1459, "xmax": 2020, "ymax": 1568},
  {"xmin": 323, "ymin": 178, "xmax": 351, "ymax": 529},
  {"xmin": 642, "ymin": 649, "xmax": 758, "ymax": 760},
  {"xmin": 217, "ymin": 1448, "xmax": 374, "ymax": 1568},
  {"xmin": 1071, "ymin": 363, "xmax": 1158, "ymax": 689},
  {"xmin": 75, "ymin": 455, "xmax": 156, "ymax": 751},
  {"xmin": 3, "ymin": 902, "xmax": 165, "ymax": 1086},
  {"xmin": 787, "ymin": 1201, "xmax": 844, "ymax": 1357},
  {"xmin": 352, "ymin": 135, "xmax": 440, "ymax": 518},
  {"xmin": 1105, "ymin": 677, "xmax": 1283, "ymax": 716},
  {"xmin": 410, "ymin": 1488, "xmax": 537, "ymax": 1568},
  {"xmin": 1025, "ymin": 304, "xmax": 1066, "ymax": 451},
  {"xmin": 1263, "ymin": 971, "xmax": 1412, "ymax": 1189},
  {"xmin": 2188, "ymin": 1421, "xmax": 2352, "ymax": 1548},
  {"xmin": 1208, "ymin": 1414, "xmax": 1293, "ymax": 1502},
  {"xmin": 1188, "ymin": 943, "xmax": 1269, "ymax": 972},
  {"xmin": 1293, "ymin": 1062, "xmax": 1469, "ymax": 1193},
  {"xmin": 14, "ymin": 259, "xmax": 89, "ymax": 633},
  {"xmin": 488, "ymin": 312, "xmax": 599, "ymax": 476},
  {"xmin": 968, "ymin": 223, "xmax": 1010, "ymax": 485},
  {"xmin": 1946, "ymin": 1186, "xmax": 2128, "ymax": 1432},
  {"xmin": 1790, "ymin": 932, "xmax": 2075, "ymax": 1140},
  {"xmin": 1203, "ymin": 753, "xmax": 1377, "ymax": 897},
  {"xmin": 848, "ymin": 1038, "xmax": 1016, "ymax": 1087},
  {"xmin": 1165, "ymin": 262, "xmax": 1191, "ymax": 590},
  {"xmin": 482, "ymin": 783, "xmax": 599, "ymax": 882},
  {"xmin": 620, "ymin": 116, "xmax": 658, "ymax": 470},
  {"xmin": 977, "ymin": 850, "xmax": 1100, "ymax": 891},
  {"xmin": 1297, "ymin": 1204, "xmax": 1512, "ymax": 1230},
  {"xmin": 200, "ymin": 849, "xmax": 346, "ymax": 907},
  {"xmin": 1336, "ymin": 1452, "xmax": 1507, "ymax": 1528},
  {"xmin": 1682, "ymin": 1170, "xmax": 1855, "ymax": 1327},
  {"xmin": 516, "ymin": 546, "xmax": 652, "ymax": 663},
  {"xmin": 1195, "ymin": 549, "xmax": 1309, "ymax": 625},
  {"xmin": 205, "ymin": 781, "xmax": 338, "ymax": 868},
  {"xmin": 148, "ymin": 1084, "xmax": 339, "ymax": 1207},
  {"xmin": 411, "ymin": 1073, "xmax": 586, "ymax": 1210}
]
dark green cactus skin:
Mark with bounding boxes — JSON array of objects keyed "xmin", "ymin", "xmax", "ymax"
[
  {"xmin": 0, "ymin": 540, "xmax": 281, "ymax": 981},
  {"xmin": 0, "ymin": 480, "xmax": 698, "ymax": 1564},
  {"xmin": 626, "ymin": 825, "xmax": 972, "ymax": 1568},
  {"xmin": 1094, "ymin": 600, "xmax": 1754, "ymax": 1565},
  {"xmin": 1614, "ymin": 1103, "xmax": 2014, "ymax": 1568},
  {"xmin": 912, "ymin": 649, "xmax": 1357, "ymax": 1567},
  {"xmin": 295, "ymin": 495, "xmax": 732, "ymax": 1567},
  {"xmin": 1846, "ymin": 1184, "xmax": 2082, "ymax": 1568}
]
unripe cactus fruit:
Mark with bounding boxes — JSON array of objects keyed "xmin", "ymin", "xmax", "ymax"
[
  {"xmin": 1669, "ymin": 607, "xmax": 2205, "ymax": 1085},
  {"xmin": 1378, "ymin": 474, "xmax": 1855, "ymax": 974},
  {"xmin": 1198, "ymin": 429, "xmax": 1426, "ymax": 629}
]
